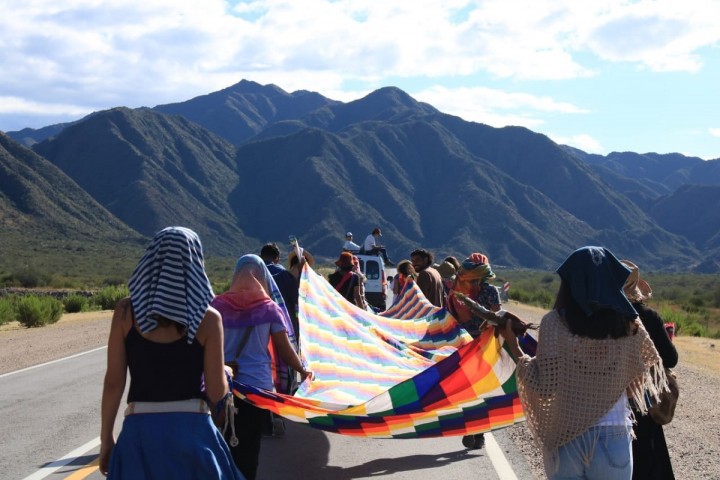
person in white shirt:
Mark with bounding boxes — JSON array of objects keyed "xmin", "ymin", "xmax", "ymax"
[
  {"xmin": 362, "ymin": 227, "xmax": 394, "ymax": 266},
  {"xmin": 342, "ymin": 232, "xmax": 361, "ymax": 253}
]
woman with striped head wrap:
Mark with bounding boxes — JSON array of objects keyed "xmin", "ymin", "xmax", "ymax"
[
  {"xmin": 211, "ymin": 254, "xmax": 312, "ymax": 480},
  {"xmin": 446, "ymin": 253, "xmax": 501, "ymax": 451},
  {"xmin": 99, "ymin": 227, "xmax": 243, "ymax": 479}
]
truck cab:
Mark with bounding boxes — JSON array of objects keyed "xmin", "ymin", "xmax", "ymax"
[{"xmin": 355, "ymin": 253, "xmax": 389, "ymax": 311}]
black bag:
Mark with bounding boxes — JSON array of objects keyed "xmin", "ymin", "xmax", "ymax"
[{"xmin": 649, "ymin": 368, "xmax": 679, "ymax": 425}]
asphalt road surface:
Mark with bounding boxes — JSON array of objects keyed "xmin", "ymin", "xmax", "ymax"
[{"xmin": 2, "ymin": 348, "xmax": 537, "ymax": 480}]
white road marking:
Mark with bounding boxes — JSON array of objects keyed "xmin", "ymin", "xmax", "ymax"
[
  {"xmin": 0, "ymin": 346, "xmax": 107, "ymax": 379},
  {"xmin": 21, "ymin": 437, "xmax": 101, "ymax": 480},
  {"xmin": 485, "ymin": 432, "xmax": 520, "ymax": 480}
]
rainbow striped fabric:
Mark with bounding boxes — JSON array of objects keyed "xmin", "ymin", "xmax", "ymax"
[{"xmin": 231, "ymin": 267, "xmax": 526, "ymax": 438}]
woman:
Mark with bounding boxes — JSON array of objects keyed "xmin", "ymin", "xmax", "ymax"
[
  {"xmin": 436, "ymin": 260, "xmax": 457, "ymax": 295},
  {"xmin": 500, "ymin": 246, "xmax": 667, "ymax": 480},
  {"xmin": 211, "ymin": 255, "xmax": 311, "ymax": 480},
  {"xmin": 99, "ymin": 226, "xmax": 242, "ymax": 479},
  {"xmin": 447, "ymin": 253, "xmax": 500, "ymax": 337},
  {"xmin": 446, "ymin": 252, "xmax": 500, "ymax": 450},
  {"xmin": 328, "ymin": 251, "xmax": 366, "ymax": 308},
  {"xmin": 621, "ymin": 260, "xmax": 678, "ymax": 480},
  {"xmin": 392, "ymin": 259, "xmax": 417, "ymax": 297},
  {"xmin": 351, "ymin": 254, "xmax": 371, "ymax": 311}
]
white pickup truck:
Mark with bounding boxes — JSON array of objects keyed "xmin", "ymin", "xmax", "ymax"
[{"xmin": 355, "ymin": 253, "xmax": 391, "ymax": 311}]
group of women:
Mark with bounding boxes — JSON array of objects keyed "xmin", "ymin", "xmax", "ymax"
[
  {"xmin": 395, "ymin": 247, "xmax": 677, "ymax": 479},
  {"xmin": 100, "ymin": 227, "xmax": 677, "ymax": 480},
  {"xmin": 99, "ymin": 227, "xmax": 310, "ymax": 480}
]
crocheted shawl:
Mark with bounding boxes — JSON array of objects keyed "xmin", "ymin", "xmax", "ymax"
[{"xmin": 515, "ymin": 309, "xmax": 665, "ymax": 455}]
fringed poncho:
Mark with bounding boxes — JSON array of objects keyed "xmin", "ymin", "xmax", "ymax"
[{"xmin": 515, "ymin": 309, "xmax": 666, "ymax": 455}]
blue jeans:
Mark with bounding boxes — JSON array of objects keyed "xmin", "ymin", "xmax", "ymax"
[{"xmin": 546, "ymin": 425, "xmax": 633, "ymax": 480}]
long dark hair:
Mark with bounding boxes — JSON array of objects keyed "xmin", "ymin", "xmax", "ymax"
[
  {"xmin": 156, "ymin": 315, "xmax": 188, "ymax": 335},
  {"xmin": 554, "ymin": 280, "xmax": 637, "ymax": 339}
]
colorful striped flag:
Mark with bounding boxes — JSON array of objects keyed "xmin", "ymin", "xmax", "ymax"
[{"xmin": 231, "ymin": 267, "xmax": 526, "ymax": 438}]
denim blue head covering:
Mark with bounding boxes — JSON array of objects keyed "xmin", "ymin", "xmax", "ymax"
[
  {"xmin": 556, "ymin": 246, "xmax": 637, "ymax": 317},
  {"xmin": 129, "ymin": 226, "xmax": 214, "ymax": 344}
]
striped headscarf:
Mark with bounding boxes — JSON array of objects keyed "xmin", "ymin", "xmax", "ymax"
[
  {"xmin": 128, "ymin": 226, "xmax": 214, "ymax": 344},
  {"xmin": 457, "ymin": 253, "xmax": 495, "ymax": 283}
]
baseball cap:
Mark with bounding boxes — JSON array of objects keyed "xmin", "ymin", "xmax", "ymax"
[{"xmin": 346, "ymin": 231, "xmax": 353, "ymax": 237}]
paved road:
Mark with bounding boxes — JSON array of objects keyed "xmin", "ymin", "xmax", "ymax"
[
  {"xmin": 0, "ymin": 348, "xmax": 111, "ymax": 480},
  {"xmin": 2, "ymin": 336, "xmax": 539, "ymax": 479}
]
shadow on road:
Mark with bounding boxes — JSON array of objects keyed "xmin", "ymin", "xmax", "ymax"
[{"xmin": 257, "ymin": 419, "xmax": 481, "ymax": 479}]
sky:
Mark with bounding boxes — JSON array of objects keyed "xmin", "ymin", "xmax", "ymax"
[{"xmin": 1, "ymin": 0, "xmax": 719, "ymax": 159}]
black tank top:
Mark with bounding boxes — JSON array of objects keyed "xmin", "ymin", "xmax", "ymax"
[{"xmin": 126, "ymin": 326, "xmax": 205, "ymax": 402}]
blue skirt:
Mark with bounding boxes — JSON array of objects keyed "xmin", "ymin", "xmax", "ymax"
[{"xmin": 109, "ymin": 412, "xmax": 245, "ymax": 479}]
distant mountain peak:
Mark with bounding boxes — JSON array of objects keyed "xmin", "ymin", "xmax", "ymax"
[
  {"xmin": 223, "ymin": 79, "xmax": 288, "ymax": 97},
  {"xmin": 4, "ymin": 79, "xmax": 719, "ymax": 272},
  {"xmin": 353, "ymin": 86, "xmax": 436, "ymax": 114}
]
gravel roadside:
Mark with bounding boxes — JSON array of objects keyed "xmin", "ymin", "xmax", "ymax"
[{"xmin": 1, "ymin": 305, "xmax": 718, "ymax": 479}]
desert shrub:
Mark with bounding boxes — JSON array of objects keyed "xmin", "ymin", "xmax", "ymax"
[
  {"xmin": 8, "ymin": 268, "xmax": 52, "ymax": 288},
  {"xmin": 213, "ymin": 280, "xmax": 231, "ymax": 295},
  {"xmin": 508, "ymin": 289, "xmax": 529, "ymax": 304},
  {"xmin": 63, "ymin": 295, "xmax": 89, "ymax": 313},
  {"xmin": 92, "ymin": 285, "xmax": 129, "ymax": 310},
  {"xmin": 677, "ymin": 321, "xmax": 708, "ymax": 337},
  {"xmin": 102, "ymin": 277, "xmax": 126, "ymax": 287},
  {"xmin": 658, "ymin": 305, "xmax": 708, "ymax": 337},
  {"xmin": 711, "ymin": 285, "xmax": 720, "ymax": 308},
  {"xmin": 508, "ymin": 287, "xmax": 554, "ymax": 308},
  {"xmin": 0, "ymin": 296, "xmax": 16, "ymax": 325},
  {"xmin": 681, "ymin": 296, "xmax": 705, "ymax": 313},
  {"xmin": 16, "ymin": 295, "xmax": 63, "ymax": 327}
]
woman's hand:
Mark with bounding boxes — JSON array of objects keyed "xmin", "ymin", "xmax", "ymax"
[
  {"xmin": 99, "ymin": 438, "xmax": 115, "ymax": 476},
  {"xmin": 299, "ymin": 369, "xmax": 314, "ymax": 382},
  {"xmin": 499, "ymin": 318, "xmax": 524, "ymax": 360}
]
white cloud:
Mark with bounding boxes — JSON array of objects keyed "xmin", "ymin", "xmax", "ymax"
[
  {"xmin": 709, "ymin": 128, "xmax": 720, "ymax": 137},
  {"xmin": 0, "ymin": 96, "xmax": 91, "ymax": 117},
  {"xmin": 413, "ymin": 85, "xmax": 587, "ymax": 129},
  {"xmin": 1, "ymin": 0, "xmax": 718, "ymax": 161},
  {"xmin": 3, "ymin": 1, "xmax": 718, "ymax": 99},
  {"xmin": 547, "ymin": 133, "xmax": 604, "ymax": 154},
  {"xmin": 0, "ymin": 0, "xmax": 600, "ymax": 120},
  {"xmin": 582, "ymin": 0, "xmax": 720, "ymax": 72}
]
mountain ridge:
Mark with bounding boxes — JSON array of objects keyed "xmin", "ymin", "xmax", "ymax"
[{"xmin": 3, "ymin": 80, "xmax": 719, "ymax": 273}]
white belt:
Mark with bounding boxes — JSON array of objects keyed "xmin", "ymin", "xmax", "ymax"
[{"xmin": 125, "ymin": 399, "xmax": 210, "ymax": 416}]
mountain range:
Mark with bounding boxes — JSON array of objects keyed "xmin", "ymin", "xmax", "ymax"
[{"xmin": 3, "ymin": 79, "xmax": 719, "ymax": 273}]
